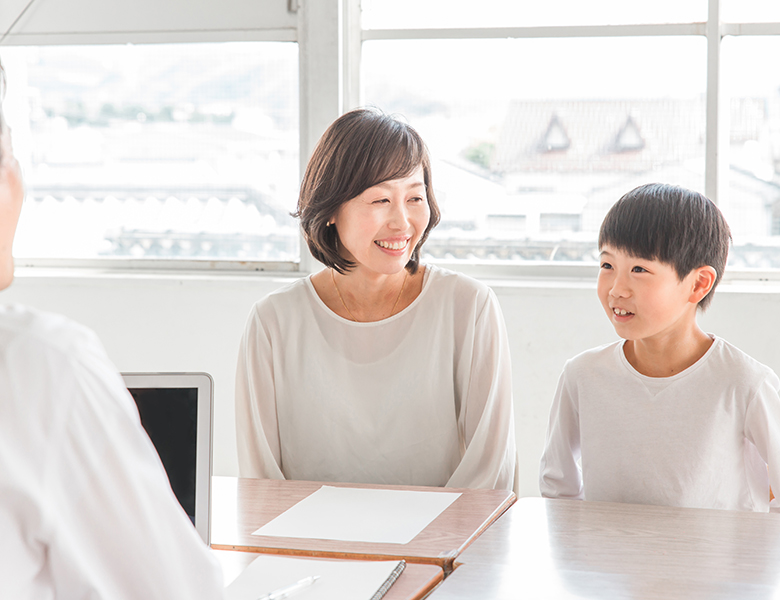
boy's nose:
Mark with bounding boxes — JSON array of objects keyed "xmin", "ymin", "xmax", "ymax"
[{"xmin": 609, "ymin": 276, "xmax": 630, "ymax": 298}]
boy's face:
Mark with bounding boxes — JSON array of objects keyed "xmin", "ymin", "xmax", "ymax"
[{"xmin": 597, "ymin": 245, "xmax": 701, "ymax": 343}]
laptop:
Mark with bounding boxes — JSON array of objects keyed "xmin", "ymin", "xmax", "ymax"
[{"xmin": 122, "ymin": 372, "xmax": 213, "ymax": 545}]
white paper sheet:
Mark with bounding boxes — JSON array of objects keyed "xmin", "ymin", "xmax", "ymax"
[
  {"xmin": 252, "ymin": 485, "xmax": 461, "ymax": 544},
  {"xmin": 224, "ymin": 554, "xmax": 403, "ymax": 600}
]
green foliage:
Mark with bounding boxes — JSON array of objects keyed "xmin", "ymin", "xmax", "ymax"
[{"xmin": 463, "ymin": 141, "xmax": 495, "ymax": 170}]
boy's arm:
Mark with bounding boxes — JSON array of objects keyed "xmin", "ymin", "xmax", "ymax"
[
  {"xmin": 539, "ymin": 367, "xmax": 584, "ymax": 499},
  {"xmin": 744, "ymin": 374, "xmax": 780, "ymax": 513}
]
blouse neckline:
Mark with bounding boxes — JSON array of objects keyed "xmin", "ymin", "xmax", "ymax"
[{"xmin": 304, "ymin": 265, "xmax": 435, "ymax": 326}]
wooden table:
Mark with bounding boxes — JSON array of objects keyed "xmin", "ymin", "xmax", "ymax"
[
  {"xmin": 210, "ymin": 476, "xmax": 515, "ymax": 573},
  {"xmin": 433, "ymin": 497, "xmax": 780, "ymax": 599},
  {"xmin": 212, "ymin": 549, "xmax": 444, "ymax": 600}
]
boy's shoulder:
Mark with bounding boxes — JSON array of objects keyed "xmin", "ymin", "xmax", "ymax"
[
  {"xmin": 708, "ymin": 336, "xmax": 779, "ymax": 385},
  {"xmin": 563, "ymin": 340, "xmax": 624, "ymax": 375}
]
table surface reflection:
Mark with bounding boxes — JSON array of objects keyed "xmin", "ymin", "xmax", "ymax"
[{"xmin": 433, "ymin": 497, "xmax": 780, "ymax": 600}]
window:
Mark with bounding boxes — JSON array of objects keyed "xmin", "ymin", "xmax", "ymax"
[
  {"xmin": 3, "ymin": 0, "xmax": 780, "ymax": 272},
  {"xmin": 361, "ymin": 0, "xmax": 780, "ymax": 270},
  {"xmin": 6, "ymin": 42, "xmax": 299, "ymax": 262},
  {"xmin": 362, "ymin": 36, "xmax": 705, "ymax": 263}
]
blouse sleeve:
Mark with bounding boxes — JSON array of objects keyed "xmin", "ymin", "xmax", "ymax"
[
  {"xmin": 445, "ymin": 289, "xmax": 516, "ymax": 491},
  {"xmin": 235, "ymin": 304, "xmax": 285, "ymax": 479},
  {"xmin": 744, "ymin": 372, "xmax": 780, "ymax": 513},
  {"xmin": 539, "ymin": 366, "xmax": 584, "ymax": 500}
]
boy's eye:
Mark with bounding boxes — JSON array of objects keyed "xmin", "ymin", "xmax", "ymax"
[
  {"xmin": 631, "ymin": 266, "xmax": 648, "ymax": 273},
  {"xmin": 600, "ymin": 262, "xmax": 613, "ymax": 270}
]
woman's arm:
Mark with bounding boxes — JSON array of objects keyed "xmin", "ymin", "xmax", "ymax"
[
  {"xmin": 235, "ymin": 305, "xmax": 286, "ymax": 480},
  {"xmin": 445, "ymin": 289, "xmax": 516, "ymax": 491}
]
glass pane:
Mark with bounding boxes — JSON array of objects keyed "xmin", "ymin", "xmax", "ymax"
[
  {"xmin": 3, "ymin": 42, "xmax": 300, "ymax": 261},
  {"xmin": 362, "ymin": 0, "xmax": 705, "ymax": 29},
  {"xmin": 722, "ymin": 36, "xmax": 780, "ymax": 268},
  {"xmin": 722, "ymin": 1, "xmax": 780, "ymax": 23},
  {"xmin": 363, "ymin": 37, "xmax": 706, "ymax": 263}
]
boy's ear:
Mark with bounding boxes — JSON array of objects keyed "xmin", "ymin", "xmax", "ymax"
[{"xmin": 689, "ymin": 265, "xmax": 717, "ymax": 304}]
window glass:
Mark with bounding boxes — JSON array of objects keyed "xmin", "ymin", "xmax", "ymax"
[
  {"xmin": 4, "ymin": 42, "xmax": 300, "ymax": 261},
  {"xmin": 363, "ymin": 37, "xmax": 706, "ymax": 263},
  {"xmin": 362, "ymin": 0, "xmax": 705, "ymax": 29},
  {"xmin": 722, "ymin": 2, "xmax": 780, "ymax": 23},
  {"xmin": 722, "ymin": 36, "xmax": 780, "ymax": 268}
]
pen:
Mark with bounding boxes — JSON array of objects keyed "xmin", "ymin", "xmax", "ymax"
[{"xmin": 256, "ymin": 575, "xmax": 320, "ymax": 600}]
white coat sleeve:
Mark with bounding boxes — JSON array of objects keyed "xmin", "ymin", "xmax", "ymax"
[
  {"xmin": 235, "ymin": 304, "xmax": 285, "ymax": 480},
  {"xmin": 445, "ymin": 290, "xmax": 516, "ymax": 491},
  {"xmin": 539, "ymin": 365, "xmax": 584, "ymax": 499},
  {"xmin": 42, "ymin": 329, "xmax": 224, "ymax": 599},
  {"xmin": 743, "ymin": 373, "xmax": 780, "ymax": 513}
]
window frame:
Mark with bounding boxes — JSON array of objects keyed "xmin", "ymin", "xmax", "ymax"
[{"xmin": 3, "ymin": 0, "xmax": 780, "ymax": 281}]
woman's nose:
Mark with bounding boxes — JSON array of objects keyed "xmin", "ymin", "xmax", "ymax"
[{"xmin": 388, "ymin": 201, "xmax": 410, "ymax": 229}]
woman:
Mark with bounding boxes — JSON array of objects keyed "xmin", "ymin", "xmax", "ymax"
[
  {"xmin": 0, "ymin": 61, "xmax": 224, "ymax": 598},
  {"xmin": 236, "ymin": 108, "xmax": 516, "ymax": 490}
]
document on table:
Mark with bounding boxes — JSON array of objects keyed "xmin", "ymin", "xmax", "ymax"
[
  {"xmin": 252, "ymin": 485, "xmax": 461, "ymax": 544},
  {"xmin": 224, "ymin": 554, "xmax": 404, "ymax": 600}
]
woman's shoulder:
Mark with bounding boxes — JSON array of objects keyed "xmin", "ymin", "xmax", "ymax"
[
  {"xmin": 250, "ymin": 276, "xmax": 313, "ymax": 315},
  {"xmin": 423, "ymin": 264, "xmax": 493, "ymax": 299}
]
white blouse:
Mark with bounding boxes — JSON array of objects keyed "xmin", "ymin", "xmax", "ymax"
[{"xmin": 236, "ymin": 265, "xmax": 516, "ymax": 490}]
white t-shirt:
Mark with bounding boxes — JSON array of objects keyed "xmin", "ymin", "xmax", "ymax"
[
  {"xmin": 236, "ymin": 265, "xmax": 516, "ymax": 490},
  {"xmin": 0, "ymin": 305, "xmax": 224, "ymax": 599},
  {"xmin": 540, "ymin": 336, "xmax": 780, "ymax": 512}
]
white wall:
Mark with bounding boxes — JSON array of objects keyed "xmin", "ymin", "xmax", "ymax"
[{"xmin": 4, "ymin": 268, "xmax": 778, "ymax": 498}]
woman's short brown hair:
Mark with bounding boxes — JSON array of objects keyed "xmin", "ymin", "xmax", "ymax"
[{"xmin": 295, "ymin": 107, "xmax": 441, "ymax": 274}]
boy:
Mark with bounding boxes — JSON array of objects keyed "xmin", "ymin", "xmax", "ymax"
[{"xmin": 539, "ymin": 183, "xmax": 780, "ymax": 512}]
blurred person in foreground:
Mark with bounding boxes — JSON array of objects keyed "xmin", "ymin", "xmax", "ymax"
[{"xmin": 0, "ymin": 61, "xmax": 224, "ymax": 599}]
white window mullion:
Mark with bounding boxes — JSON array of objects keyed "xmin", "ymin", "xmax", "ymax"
[
  {"xmin": 297, "ymin": 0, "xmax": 344, "ymax": 272},
  {"xmin": 342, "ymin": 0, "xmax": 362, "ymax": 111},
  {"xmin": 705, "ymin": 0, "xmax": 725, "ymax": 204}
]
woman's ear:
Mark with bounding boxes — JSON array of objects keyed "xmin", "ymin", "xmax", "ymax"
[{"xmin": 689, "ymin": 265, "xmax": 717, "ymax": 304}]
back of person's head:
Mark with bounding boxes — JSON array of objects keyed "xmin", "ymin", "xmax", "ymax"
[
  {"xmin": 598, "ymin": 183, "xmax": 731, "ymax": 310},
  {"xmin": 295, "ymin": 107, "xmax": 441, "ymax": 274}
]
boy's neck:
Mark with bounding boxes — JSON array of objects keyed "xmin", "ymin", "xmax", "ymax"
[{"xmin": 623, "ymin": 326, "xmax": 714, "ymax": 378}]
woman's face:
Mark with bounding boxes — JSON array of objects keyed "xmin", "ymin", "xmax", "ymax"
[
  {"xmin": 333, "ymin": 165, "xmax": 430, "ymax": 278},
  {"xmin": 0, "ymin": 122, "xmax": 24, "ymax": 291}
]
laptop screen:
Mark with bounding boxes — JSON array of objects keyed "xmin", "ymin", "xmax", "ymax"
[
  {"xmin": 129, "ymin": 386, "xmax": 199, "ymax": 520},
  {"xmin": 122, "ymin": 372, "xmax": 213, "ymax": 545}
]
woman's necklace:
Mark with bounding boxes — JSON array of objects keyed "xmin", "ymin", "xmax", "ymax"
[{"xmin": 331, "ymin": 268, "xmax": 408, "ymax": 322}]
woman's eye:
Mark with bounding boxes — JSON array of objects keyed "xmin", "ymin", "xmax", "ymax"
[
  {"xmin": 409, "ymin": 196, "xmax": 424, "ymax": 203},
  {"xmin": 372, "ymin": 198, "xmax": 389, "ymax": 204}
]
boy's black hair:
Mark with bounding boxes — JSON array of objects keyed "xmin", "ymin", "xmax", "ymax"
[{"xmin": 598, "ymin": 183, "xmax": 731, "ymax": 310}]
